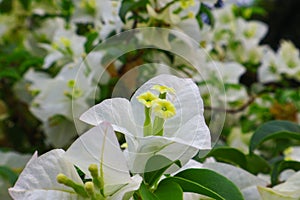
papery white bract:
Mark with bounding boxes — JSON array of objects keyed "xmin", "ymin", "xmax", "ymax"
[
  {"xmin": 9, "ymin": 122, "xmax": 142, "ymax": 200},
  {"xmin": 64, "ymin": 122, "xmax": 142, "ymax": 198},
  {"xmin": 9, "ymin": 149, "xmax": 83, "ymax": 200},
  {"xmin": 80, "ymin": 74, "xmax": 211, "ymax": 173}
]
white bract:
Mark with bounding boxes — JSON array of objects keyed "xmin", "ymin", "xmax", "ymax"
[
  {"xmin": 39, "ymin": 23, "xmax": 86, "ymax": 69},
  {"xmin": 284, "ymin": 146, "xmax": 300, "ymax": 162},
  {"xmin": 258, "ymin": 171, "xmax": 300, "ymax": 200},
  {"xmin": 9, "ymin": 122, "xmax": 142, "ymax": 200},
  {"xmin": 72, "ymin": 0, "xmax": 123, "ymax": 40},
  {"xmin": 80, "ymin": 74, "xmax": 211, "ymax": 173},
  {"xmin": 24, "ymin": 62, "xmax": 95, "ymax": 147},
  {"xmin": 258, "ymin": 40, "xmax": 300, "ymax": 83}
]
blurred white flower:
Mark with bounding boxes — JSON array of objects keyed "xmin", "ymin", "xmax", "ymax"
[
  {"xmin": 72, "ymin": 0, "xmax": 123, "ymax": 39},
  {"xmin": 39, "ymin": 24, "xmax": 86, "ymax": 69}
]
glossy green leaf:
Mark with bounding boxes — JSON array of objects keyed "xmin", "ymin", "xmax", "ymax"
[
  {"xmin": 119, "ymin": 0, "xmax": 149, "ymax": 22},
  {"xmin": 249, "ymin": 120, "xmax": 300, "ymax": 153},
  {"xmin": 168, "ymin": 169, "xmax": 244, "ymax": 200},
  {"xmin": 271, "ymin": 160, "xmax": 300, "ymax": 186},
  {"xmin": 196, "ymin": 3, "xmax": 215, "ymax": 28},
  {"xmin": 154, "ymin": 179, "xmax": 183, "ymax": 200},
  {"xmin": 139, "ymin": 182, "xmax": 159, "ymax": 200},
  {"xmin": 206, "ymin": 146, "xmax": 247, "ymax": 169},
  {"xmin": 245, "ymin": 154, "xmax": 270, "ymax": 174},
  {"xmin": 144, "ymin": 155, "xmax": 181, "ymax": 187}
]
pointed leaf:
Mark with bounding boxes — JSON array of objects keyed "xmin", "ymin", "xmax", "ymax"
[
  {"xmin": 169, "ymin": 168, "xmax": 244, "ymax": 200},
  {"xmin": 119, "ymin": 0, "xmax": 149, "ymax": 23},
  {"xmin": 245, "ymin": 154, "xmax": 270, "ymax": 174},
  {"xmin": 144, "ymin": 155, "xmax": 181, "ymax": 187},
  {"xmin": 206, "ymin": 146, "xmax": 247, "ymax": 169},
  {"xmin": 139, "ymin": 182, "xmax": 159, "ymax": 200},
  {"xmin": 249, "ymin": 120, "xmax": 300, "ymax": 153},
  {"xmin": 271, "ymin": 160, "xmax": 300, "ymax": 186},
  {"xmin": 154, "ymin": 180, "xmax": 183, "ymax": 200}
]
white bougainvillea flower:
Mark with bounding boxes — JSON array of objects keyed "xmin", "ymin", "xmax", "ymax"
[
  {"xmin": 277, "ymin": 40, "xmax": 300, "ymax": 80},
  {"xmin": 236, "ymin": 18, "xmax": 267, "ymax": 47},
  {"xmin": 26, "ymin": 63, "xmax": 93, "ymax": 147},
  {"xmin": 64, "ymin": 122, "xmax": 142, "ymax": 199},
  {"xmin": 9, "ymin": 122, "xmax": 142, "ymax": 200},
  {"xmin": 39, "ymin": 23, "xmax": 86, "ymax": 69},
  {"xmin": 9, "ymin": 149, "xmax": 83, "ymax": 199},
  {"xmin": 72, "ymin": 0, "xmax": 123, "ymax": 40},
  {"xmin": 258, "ymin": 47, "xmax": 281, "ymax": 83},
  {"xmin": 80, "ymin": 74, "xmax": 211, "ymax": 173}
]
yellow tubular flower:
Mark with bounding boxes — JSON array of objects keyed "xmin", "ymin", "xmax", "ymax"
[
  {"xmin": 152, "ymin": 85, "xmax": 175, "ymax": 94},
  {"xmin": 152, "ymin": 99, "xmax": 176, "ymax": 119},
  {"xmin": 136, "ymin": 91, "xmax": 158, "ymax": 108},
  {"xmin": 180, "ymin": 0, "xmax": 195, "ymax": 9}
]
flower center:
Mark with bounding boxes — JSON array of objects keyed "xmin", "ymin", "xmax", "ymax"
[
  {"xmin": 136, "ymin": 84, "xmax": 176, "ymax": 136},
  {"xmin": 57, "ymin": 164, "xmax": 105, "ymax": 199}
]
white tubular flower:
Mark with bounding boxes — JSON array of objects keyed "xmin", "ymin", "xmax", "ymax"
[
  {"xmin": 80, "ymin": 74, "xmax": 211, "ymax": 173},
  {"xmin": 9, "ymin": 122, "xmax": 142, "ymax": 200},
  {"xmin": 152, "ymin": 99, "xmax": 176, "ymax": 119}
]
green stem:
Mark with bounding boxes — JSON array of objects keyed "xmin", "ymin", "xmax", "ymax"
[
  {"xmin": 153, "ymin": 117, "xmax": 165, "ymax": 136},
  {"xmin": 144, "ymin": 107, "xmax": 152, "ymax": 136},
  {"xmin": 159, "ymin": 92, "xmax": 166, "ymax": 99}
]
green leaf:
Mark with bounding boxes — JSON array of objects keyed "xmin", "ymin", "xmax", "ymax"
[
  {"xmin": 0, "ymin": 166, "xmax": 18, "ymax": 185},
  {"xmin": 271, "ymin": 160, "xmax": 300, "ymax": 186},
  {"xmin": 0, "ymin": 69, "xmax": 20, "ymax": 80},
  {"xmin": 18, "ymin": 0, "xmax": 31, "ymax": 10},
  {"xmin": 196, "ymin": 3, "xmax": 215, "ymax": 29},
  {"xmin": 119, "ymin": 0, "xmax": 149, "ymax": 23},
  {"xmin": 139, "ymin": 182, "xmax": 159, "ymax": 200},
  {"xmin": 206, "ymin": 147, "xmax": 247, "ymax": 169},
  {"xmin": 249, "ymin": 120, "xmax": 300, "ymax": 153},
  {"xmin": 168, "ymin": 169, "xmax": 244, "ymax": 200},
  {"xmin": 144, "ymin": 155, "xmax": 181, "ymax": 187},
  {"xmin": 245, "ymin": 154, "xmax": 270, "ymax": 174},
  {"xmin": 154, "ymin": 180, "xmax": 183, "ymax": 200}
]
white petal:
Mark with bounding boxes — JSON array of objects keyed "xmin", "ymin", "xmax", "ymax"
[
  {"xmin": 9, "ymin": 149, "xmax": 82, "ymax": 200},
  {"xmin": 126, "ymin": 136, "xmax": 199, "ymax": 173},
  {"xmin": 167, "ymin": 114, "xmax": 211, "ymax": 149},
  {"xmin": 80, "ymin": 98, "xmax": 138, "ymax": 136},
  {"xmin": 64, "ymin": 122, "xmax": 131, "ymax": 187},
  {"xmin": 30, "ymin": 79, "xmax": 71, "ymax": 122},
  {"xmin": 107, "ymin": 175, "xmax": 142, "ymax": 200},
  {"xmin": 43, "ymin": 51, "xmax": 63, "ymax": 69},
  {"xmin": 43, "ymin": 118, "xmax": 78, "ymax": 148}
]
